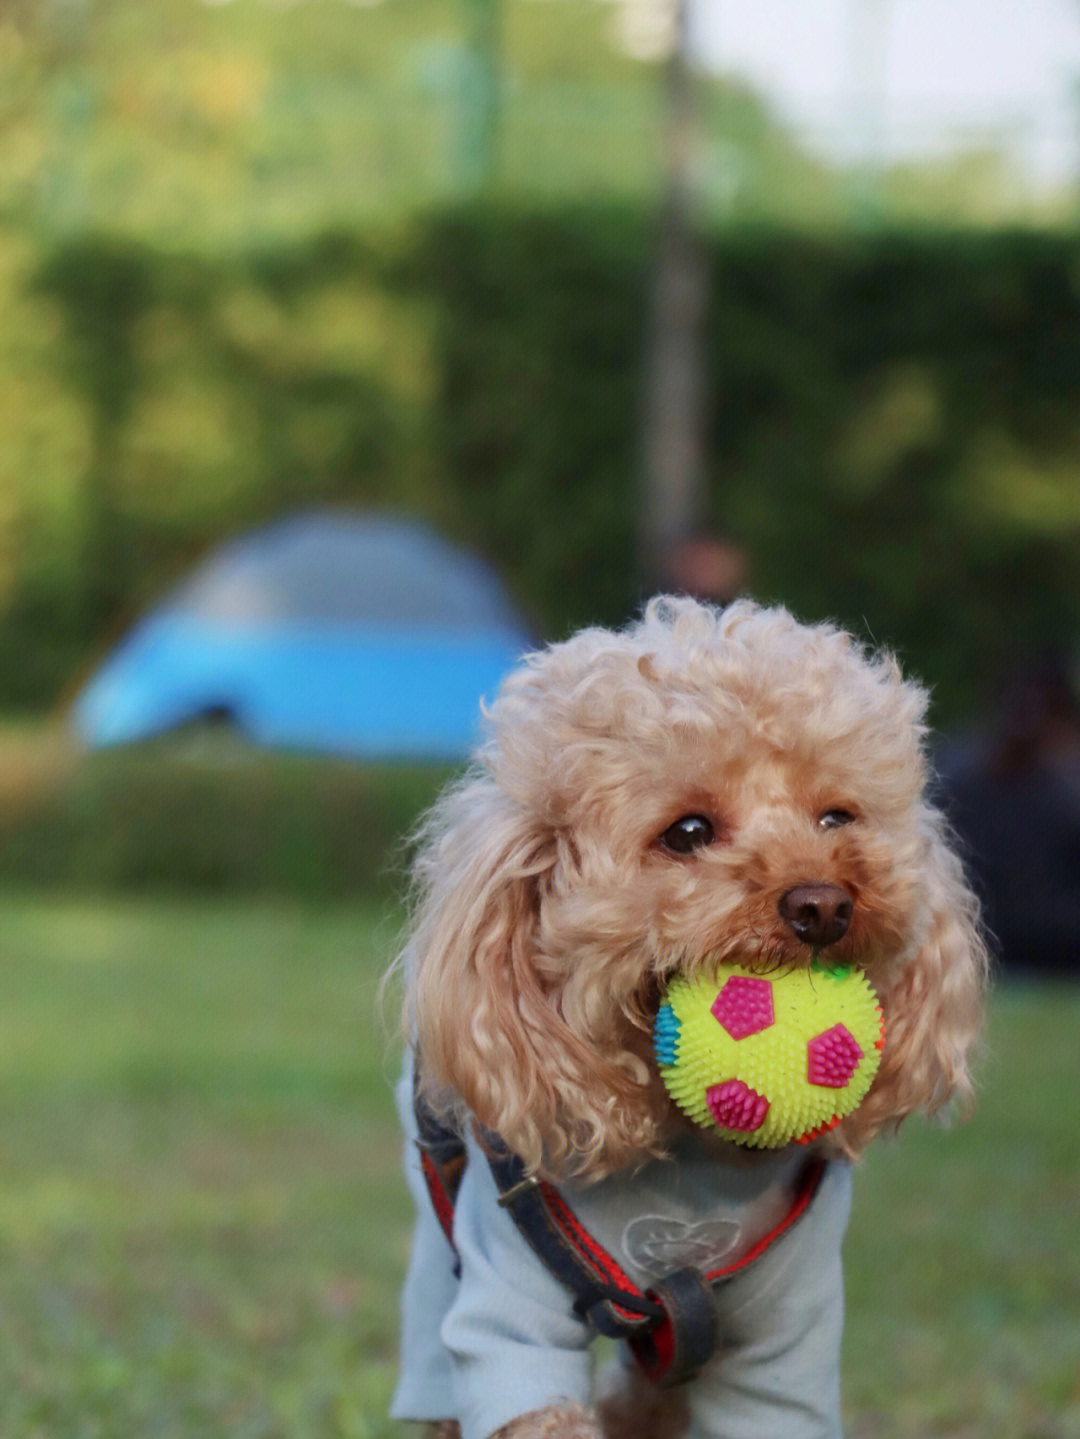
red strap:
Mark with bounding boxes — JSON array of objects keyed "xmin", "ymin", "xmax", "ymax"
[
  {"xmin": 537, "ymin": 1180, "xmax": 653, "ymax": 1323},
  {"xmin": 701, "ymin": 1159, "xmax": 825, "ymax": 1283},
  {"xmin": 420, "ymin": 1148, "xmax": 464, "ymax": 1247},
  {"xmin": 540, "ymin": 1157, "xmax": 825, "ymax": 1293}
]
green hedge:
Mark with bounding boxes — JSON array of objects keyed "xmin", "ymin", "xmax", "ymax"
[
  {"xmin": 420, "ymin": 216, "xmax": 1080, "ymax": 716},
  {"xmin": 0, "ymin": 732, "xmax": 455, "ymax": 899},
  {"xmin": 4, "ymin": 208, "xmax": 1080, "ymax": 721}
]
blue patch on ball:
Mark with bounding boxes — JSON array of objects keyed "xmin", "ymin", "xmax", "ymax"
[{"xmin": 653, "ymin": 1003, "xmax": 680, "ymax": 1067}]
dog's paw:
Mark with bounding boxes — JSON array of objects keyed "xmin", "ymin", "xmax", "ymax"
[{"xmin": 490, "ymin": 1402, "xmax": 601, "ymax": 1438}]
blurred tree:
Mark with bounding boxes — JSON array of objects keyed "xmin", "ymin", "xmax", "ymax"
[
  {"xmin": 1, "ymin": 0, "xmax": 97, "ymax": 60},
  {"xmin": 34, "ymin": 238, "xmax": 153, "ymax": 635}
]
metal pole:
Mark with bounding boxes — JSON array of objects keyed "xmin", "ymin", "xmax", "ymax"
[
  {"xmin": 844, "ymin": 0, "xmax": 892, "ymax": 225},
  {"xmin": 458, "ymin": 0, "xmax": 502, "ymax": 193},
  {"xmin": 640, "ymin": 0, "xmax": 711, "ymax": 593}
]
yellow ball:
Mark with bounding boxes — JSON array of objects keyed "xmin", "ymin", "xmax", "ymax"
[{"xmin": 654, "ymin": 959, "xmax": 885, "ymax": 1149}]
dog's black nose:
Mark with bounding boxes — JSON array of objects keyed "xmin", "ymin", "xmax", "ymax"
[{"xmin": 778, "ymin": 883, "xmax": 853, "ymax": 947}]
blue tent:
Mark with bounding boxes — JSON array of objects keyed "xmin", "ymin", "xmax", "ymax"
[{"xmin": 72, "ymin": 512, "xmax": 533, "ymax": 759}]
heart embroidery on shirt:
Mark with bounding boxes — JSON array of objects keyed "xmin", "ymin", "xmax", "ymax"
[{"xmin": 620, "ymin": 1215, "xmax": 742, "ymax": 1278}]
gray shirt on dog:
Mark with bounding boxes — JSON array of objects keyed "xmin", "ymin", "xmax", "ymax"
[{"xmin": 391, "ymin": 1069, "xmax": 852, "ymax": 1439}]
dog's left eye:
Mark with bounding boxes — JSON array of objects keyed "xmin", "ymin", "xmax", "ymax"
[
  {"xmin": 659, "ymin": 814, "xmax": 716, "ymax": 855},
  {"xmin": 818, "ymin": 808, "xmax": 857, "ymax": 830}
]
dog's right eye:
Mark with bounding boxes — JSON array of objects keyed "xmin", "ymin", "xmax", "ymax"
[{"xmin": 659, "ymin": 814, "xmax": 716, "ymax": 855}]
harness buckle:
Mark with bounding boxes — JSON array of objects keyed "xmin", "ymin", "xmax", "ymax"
[
  {"xmin": 629, "ymin": 1267, "xmax": 721, "ymax": 1388},
  {"xmin": 496, "ymin": 1174, "xmax": 539, "ymax": 1208}
]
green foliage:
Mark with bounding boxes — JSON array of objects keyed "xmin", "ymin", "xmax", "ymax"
[
  {"xmin": 405, "ymin": 204, "xmax": 653, "ymax": 635},
  {"xmin": 699, "ymin": 229, "xmax": 1080, "ymax": 715},
  {"xmin": 0, "ymin": 0, "xmax": 677, "ymax": 241},
  {"xmin": 1, "ymin": 229, "xmax": 425, "ymax": 704},
  {"xmin": 1, "ymin": 0, "xmax": 1059, "ymax": 250},
  {"xmin": 411, "ymin": 215, "xmax": 1080, "ymax": 715},
  {"xmin": 4, "ymin": 210, "xmax": 1080, "ymax": 718}
]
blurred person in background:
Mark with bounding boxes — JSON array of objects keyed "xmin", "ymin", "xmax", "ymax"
[
  {"xmin": 937, "ymin": 655, "xmax": 1080, "ymax": 979},
  {"xmin": 662, "ymin": 533, "xmax": 749, "ymax": 605}
]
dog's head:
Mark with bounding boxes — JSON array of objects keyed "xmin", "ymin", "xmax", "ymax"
[{"xmin": 406, "ymin": 598, "xmax": 988, "ymax": 1179}]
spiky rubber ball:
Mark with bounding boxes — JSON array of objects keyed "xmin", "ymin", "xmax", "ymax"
[{"xmin": 654, "ymin": 959, "xmax": 886, "ymax": 1148}]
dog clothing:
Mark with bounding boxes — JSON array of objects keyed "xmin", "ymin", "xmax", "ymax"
[{"xmin": 391, "ymin": 1064, "xmax": 853, "ymax": 1439}]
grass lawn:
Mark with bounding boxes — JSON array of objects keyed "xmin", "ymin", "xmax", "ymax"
[
  {"xmin": 0, "ymin": 890, "xmax": 408, "ymax": 1439},
  {"xmin": 0, "ymin": 889, "xmax": 1077, "ymax": 1438}
]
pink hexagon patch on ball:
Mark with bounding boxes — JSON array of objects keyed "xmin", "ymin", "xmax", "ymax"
[
  {"xmin": 807, "ymin": 1024, "xmax": 863, "ymax": 1088},
  {"xmin": 706, "ymin": 1079, "xmax": 770, "ymax": 1132},
  {"xmin": 710, "ymin": 976, "xmax": 775, "ymax": 1039}
]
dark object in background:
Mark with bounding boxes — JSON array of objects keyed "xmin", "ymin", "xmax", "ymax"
[
  {"xmin": 661, "ymin": 534, "xmax": 749, "ymax": 606},
  {"xmin": 937, "ymin": 659, "xmax": 1080, "ymax": 979}
]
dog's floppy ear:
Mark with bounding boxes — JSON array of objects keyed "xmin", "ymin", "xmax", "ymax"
[
  {"xmin": 843, "ymin": 813, "xmax": 989, "ymax": 1153},
  {"xmin": 406, "ymin": 772, "xmax": 619, "ymax": 1178}
]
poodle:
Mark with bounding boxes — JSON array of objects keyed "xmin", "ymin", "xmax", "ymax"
[{"xmin": 390, "ymin": 597, "xmax": 988, "ymax": 1439}]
